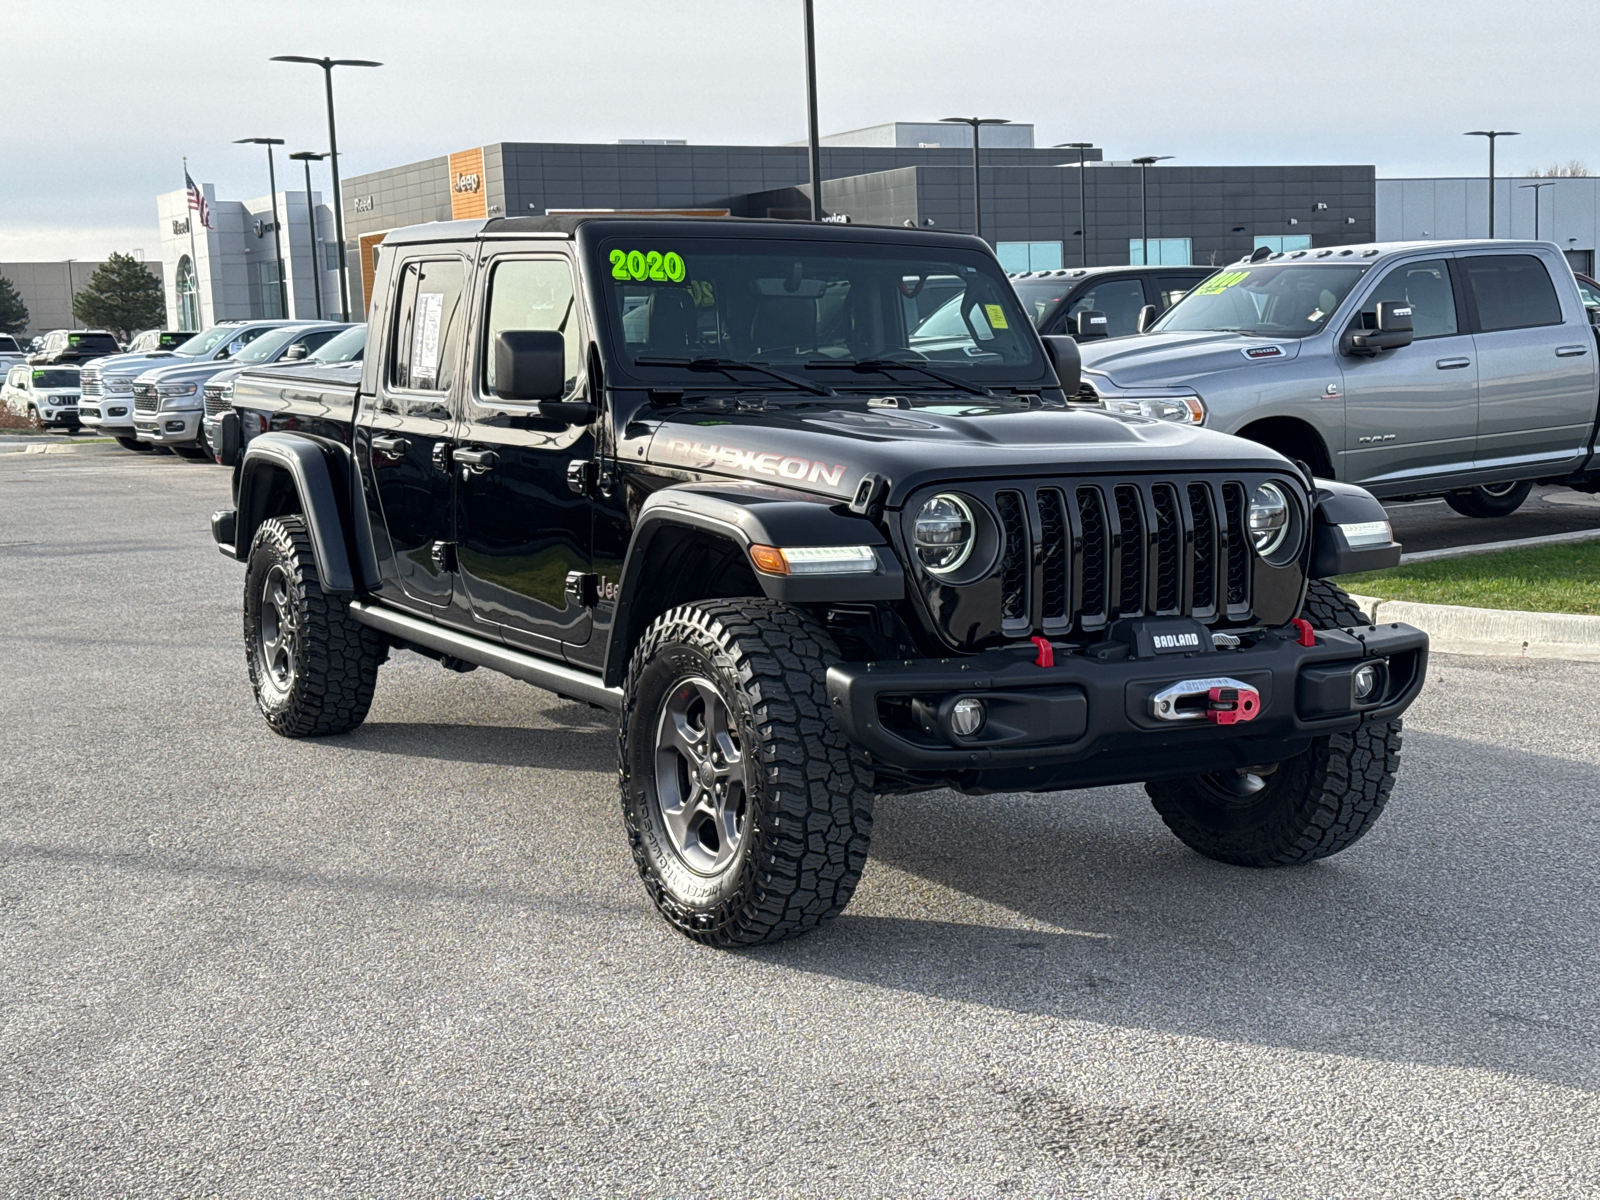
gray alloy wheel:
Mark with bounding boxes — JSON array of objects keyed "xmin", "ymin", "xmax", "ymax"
[
  {"xmin": 255, "ymin": 562, "xmax": 299, "ymax": 703},
  {"xmin": 652, "ymin": 676, "xmax": 751, "ymax": 875}
]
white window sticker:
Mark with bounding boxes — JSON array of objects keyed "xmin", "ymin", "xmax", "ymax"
[{"xmin": 411, "ymin": 291, "xmax": 445, "ymax": 388}]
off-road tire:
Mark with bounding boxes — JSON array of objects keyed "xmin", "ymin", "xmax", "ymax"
[
  {"xmin": 1444, "ymin": 480, "xmax": 1532, "ymax": 518},
  {"xmin": 620, "ymin": 599, "xmax": 875, "ymax": 946},
  {"xmin": 1146, "ymin": 579, "xmax": 1402, "ymax": 867},
  {"xmin": 244, "ymin": 515, "xmax": 386, "ymax": 737},
  {"xmin": 114, "ymin": 437, "xmax": 150, "ymax": 452}
]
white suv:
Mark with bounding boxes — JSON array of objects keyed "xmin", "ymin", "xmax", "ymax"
[{"xmin": 2, "ymin": 364, "xmax": 81, "ymax": 428}]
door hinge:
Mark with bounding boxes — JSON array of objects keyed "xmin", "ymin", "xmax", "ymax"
[
  {"xmin": 430, "ymin": 540, "xmax": 457, "ymax": 572},
  {"xmin": 564, "ymin": 570, "xmax": 600, "ymax": 608},
  {"xmin": 567, "ymin": 458, "xmax": 597, "ymax": 495}
]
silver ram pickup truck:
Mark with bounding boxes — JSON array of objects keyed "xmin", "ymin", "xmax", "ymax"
[{"xmin": 1077, "ymin": 240, "xmax": 1600, "ymax": 517}]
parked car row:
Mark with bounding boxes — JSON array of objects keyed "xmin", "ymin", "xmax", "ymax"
[{"xmin": 72, "ymin": 320, "xmax": 365, "ymax": 456}]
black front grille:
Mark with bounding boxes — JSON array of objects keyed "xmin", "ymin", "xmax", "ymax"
[
  {"xmin": 1037, "ymin": 489, "xmax": 1069, "ymax": 627},
  {"xmin": 1076, "ymin": 486, "xmax": 1108, "ymax": 626},
  {"xmin": 995, "ymin": 490, "xmax": 1030, "ymax": 630},
  {"xmin": 914, "ymin": 476, "xmax": 1271, "ymax": 643},
  {"xmin": 203, "ymin": 387, "xmax": 233, "ymax": 418},
  {"xmin": 1113, "ymin": 484, "xmax": 1145, "ymax": 616},
  {"xmin": 1223, "ymin": 483, "xmax": 1250, "ymax": 608},
  {"xmin": 1151, "ymin": 485, "xmax": 1183, "ymax": 614},
  {"xmin": 1188, "ymin": 483, "xmax": 1217, "ymax": 615},
  {"xmin": 133, "ymin": 384, "xmax": 159, "ymax": 413}
]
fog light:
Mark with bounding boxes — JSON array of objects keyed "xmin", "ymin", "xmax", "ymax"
[
  {"xmin": 165, "ymin": 420, "xmax": 185, "ymax": 432},
  {"xmin": 1353, "ymin": 663, "xmax": 1379, "ymax": 701},
  {"xmin": 950, "ymin": 697, "xmax": 986, "ymax": 737}
]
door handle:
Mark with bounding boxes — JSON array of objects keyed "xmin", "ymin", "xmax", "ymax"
[
  {"xmin": 370, "ymin": 435, "xmax": 410, "ymax": 455},
  {"xmin": 1556, "ymin": 344, "xmax": 1589, "ymax": 357},
  {"xmin": 454, "ymin": 447, "xmax": 499, "ymax": 475},
  {"xmin": 1435, "ymin": 357, "xmax": 1471, "ymax": 369}
]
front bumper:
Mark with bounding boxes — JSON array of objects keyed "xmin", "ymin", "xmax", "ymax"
[
  {"xmin": 134, "ymin": 409, "xmax": 203, "ymax": 445},
  {"xmin": 826, "ymin": 619, "xmax": 1428, "ymax": 792},
  {"xmin": 79, "ymin": 396, "xmax": 135, "ymax": 430}
]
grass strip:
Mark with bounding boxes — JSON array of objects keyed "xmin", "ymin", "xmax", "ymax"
[{"xmin": 1340, "ymin": 539, "xmax": 1600, "ymax": 615}]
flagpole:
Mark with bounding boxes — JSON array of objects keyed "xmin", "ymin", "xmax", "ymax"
[{"xmin": 183, "ymin": 156, "xmax": 204, "ymax": 330}]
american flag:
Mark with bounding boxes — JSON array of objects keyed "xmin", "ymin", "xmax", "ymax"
[{"xmin": 185, "ymin": 170, "xmax": 213, "ymax": 230}]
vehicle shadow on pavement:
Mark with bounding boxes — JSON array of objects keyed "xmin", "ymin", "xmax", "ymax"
[
  {"xmin": 326, "ymin": 720, "xmax": 614, "ymax": 770},
  {"xmin": 758, "ymin": 728, "xmax": 1600, "ymax": 1094}
]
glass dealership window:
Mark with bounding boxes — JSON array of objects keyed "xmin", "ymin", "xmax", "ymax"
[
  {"xmin": 1128, "ymin": 238, "xmax": 1192, "ymax": 266},
  {"xmin": 1253, "ymin": 235, "xmax": 1314, "ymax": 254},
  {"xmin": 997, "ymin": 241, "xmax": 1064, "ymax": 273}
]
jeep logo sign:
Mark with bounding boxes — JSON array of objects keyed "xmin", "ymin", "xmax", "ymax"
[{"xmin": 448, "ymin": 147, "xmax": 489, "ymax": 220}]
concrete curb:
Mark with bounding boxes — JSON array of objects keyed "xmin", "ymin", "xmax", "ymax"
[{"xmin": 1345, "ymin": 592, "xmax": 1600, "ymax": 662}]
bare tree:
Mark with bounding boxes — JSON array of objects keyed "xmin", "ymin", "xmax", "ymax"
[{"xmin": 1528, "ymin": 160, "xmax": 1592, "ymax": 177}]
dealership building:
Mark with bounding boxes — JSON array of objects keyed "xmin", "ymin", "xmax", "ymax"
[
  {"xmin": 153, "ymin": 182, "xmax": 345, "ymax": 330},
  {"xmin": 162, "ymin": 116, "xmax": 1600, "ymax": 327},
  {"xmin": 333, "ymin": 120, "xmax": 1378, "ymax": 314}
]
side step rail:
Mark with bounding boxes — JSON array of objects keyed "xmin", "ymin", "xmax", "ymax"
[{"xmin": 348, "ymin": 600, "xmax": 622, "ymax": 713}]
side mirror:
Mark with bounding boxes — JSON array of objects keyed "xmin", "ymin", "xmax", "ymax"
[
  {"xmin": 1342, "ymin": 300, "xmax": 1415, "ymax": 357},
  {"xmin": 1136, "ymin": 304, "xmax": 1159, "ymax": 333},
  {"xmin": 494, "ymin": 330, "xmax": 567, "ymax": 401},
  {"xmin": 1074, "ymin": 310, "xmax": 1109, "ymax": 339},
  {"xmin": 1042, "ymin": 334, "xmax": 1082, "ymax": 396},
  {"xmin": 283, "ymin": 343, "xmax": 309, "ymax": 361},
  {"xmin": 494, "ymin": 330, "xmax": 593, "ymax": 424}
]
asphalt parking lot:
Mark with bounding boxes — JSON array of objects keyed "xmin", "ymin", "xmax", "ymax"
[{"xmin": 3, "ymin": 446, "xmax": 1599, "ymax": 1199}]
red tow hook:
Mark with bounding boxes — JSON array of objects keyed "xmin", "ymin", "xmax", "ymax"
[
  {"xmin": 1031, "ymin": 636, "xmax": 1055, "ymax": 668},
  {"xmin": 1291, "ymin": 618, "xmax": 1316, "ymax": 647},
  {"xmin": 1207, "ymin": 684, "xmax": 1261, "ymax": 725}
]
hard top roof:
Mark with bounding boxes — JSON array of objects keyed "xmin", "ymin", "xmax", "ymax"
[{"xmin": 379, "ymin": 213, "xmax": 989, "ymax": 251}]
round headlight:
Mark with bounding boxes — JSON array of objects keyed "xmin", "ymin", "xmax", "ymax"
[
  {"xmin": 1247, "ymin": 482, "xmax": 1290, "ymax": 556},
  {"xmin": 914, "ymin": 494, "xmax": 975, "ymax": 574}
]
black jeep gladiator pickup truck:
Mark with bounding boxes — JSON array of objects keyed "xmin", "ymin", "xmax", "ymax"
[{"xmin": 211, "ymin": 215, "xmax": 1427, "ymax": 946}]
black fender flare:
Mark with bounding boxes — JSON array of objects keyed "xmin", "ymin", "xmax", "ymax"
[
  {"xmin": 1308, "ymin": 477, "xmax": 1401, "ymax": 578},
  {"xmin": 601, "ymin": 482, "xmax": 904, "ymax": 687},
  {"xmin": 234, "ymin": 432, "xmax": 380, "ymax": 594}
]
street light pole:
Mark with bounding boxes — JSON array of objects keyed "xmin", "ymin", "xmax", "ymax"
[
  {"xmin": 1466, "ymin": 130, "xmax": 1520, "ymax": 237},
  {"xmin": 802, "ymin": 0, "xmax": 823, "ymax": 221},
  {"xmin": 271, "ymin": 56, "xmax": 382, "ymax": 321},
  {"xmin": 1058, "ymin": 142, "xmax": 1094, "ymax": 265},
  {"xmin": 1518, "ymin": 180, "xmax": 1555, "ymax": 240},
  {"xmin": 940, "ymin": 117, "xmax": 1010, "ymax": 241},
  {"xmin": 290, "ymin": 151, "xmax": 329, "ymax": 320},
  {"xmin": 235, "ymin": 137, "xmax": 289, "ymax": 318},
  {"xmin": 1132, "ymin": 155, "xmax": 1174, "ymax": 264}
]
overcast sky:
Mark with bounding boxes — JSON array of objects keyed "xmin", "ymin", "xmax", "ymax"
[{"xmin": 5, "ymin": 0, "xmax": 1597, "ymax": 260}]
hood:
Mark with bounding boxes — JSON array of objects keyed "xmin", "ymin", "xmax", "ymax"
[
  {"xmin": 89, "ymin": 351, "xmax": 184, "ymax": 376},
  {"xmin": 644, "ymin": 398, "xmax": 1292, "ymax": 506},
  {"xmin": 137, "ymin": 360, "xmax": 234, "ymax": 386},
  {"xmin": 1078, "ymin": 330, "xmax": 1304, "ymax": 388}
]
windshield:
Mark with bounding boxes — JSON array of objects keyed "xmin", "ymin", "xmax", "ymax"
[
  {"xmin": 307, "ymin": 324, "xmax": 365, "ymax": 363},
  {"xmin": 32, "ymin": 369, "xmax": 78, "ymax": 388},
  {"xmin": 170, "ymin": 326, "xmax": 245, "ymax": 357},
  {"xmin": 593, "ymin": 236, "xmax": 1043, "ymax": 387},
  {"xmin": 233, "ymin": 327, "xmax": 307, "ymax": 363},
  {"xmin": 0, "ymin": 336, "xmax": 19, "ymax": 352},
  {"xmin": 1154, "ymin": 263, "xmax": 1370, "ymax": 337},
  {"xmin": 1010, "ymin": 279, "xmax": 1075, "ymax": 328}
]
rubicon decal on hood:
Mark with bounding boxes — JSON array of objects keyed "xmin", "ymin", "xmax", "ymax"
[{"xmin": 657, "ymin": 435, "xmax": 848, "ymax": 489}]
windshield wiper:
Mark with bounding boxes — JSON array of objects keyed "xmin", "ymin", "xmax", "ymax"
[
  {"xmin": 634, "ymin": 355, "xmax": 832, "ymax": 397},
  {"xmin": 803, "ymin": 357, "xmax": 990, "ymax": 397}
]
